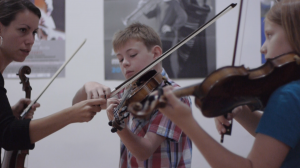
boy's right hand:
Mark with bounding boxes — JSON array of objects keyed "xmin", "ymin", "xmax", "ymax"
[
  {"xmin": 84, "ymin": 82, "xmax": 111, "ymax": 100},
  {"xmin": 68, "ymin": 98, "xmax": 105, "ymax": 123}
]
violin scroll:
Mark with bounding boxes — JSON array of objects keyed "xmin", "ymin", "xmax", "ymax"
[{"xmin": 17, "ymin": 65, "xmax": 32, "ymax": 99}]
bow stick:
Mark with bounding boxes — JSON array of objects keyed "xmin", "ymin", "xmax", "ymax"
[
  {"xmin": 110, "ymin": 3, "xmax": 237, "ymax": 98},
  {"xmin": 20, "ymin": 39, "xmax": 87, "ymax": 119}
]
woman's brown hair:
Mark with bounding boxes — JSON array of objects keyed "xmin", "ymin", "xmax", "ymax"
[{"xmin": 0, "ymin": 0, "xmax": 41, "ymax": 26}]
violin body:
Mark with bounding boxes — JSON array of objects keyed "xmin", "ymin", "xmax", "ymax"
[
  {"xmin": 198, "ymin": 53, "xmax": 300, "ymax": 117},
  {"xmin": 127, "ymin": 70, "xmax": 164, "ymax": 106},
  {"xmin": 110, "ymin": 70, "xmax": 165, "ymax": 132},
  {"xmin": 128, "ymin": 53, "xmax": 300, "ymax": 118},
  {"xmin": 2, "ymin": 151, "xmax": 28, "ymax": 168}
]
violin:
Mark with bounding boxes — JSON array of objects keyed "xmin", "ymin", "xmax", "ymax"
[
  {"xmin": 1, "ymin": 40, "xmax": 86, "ymax": 168},
  {"xmin": 127, "ymin": 53, "xmax": 300, "ymax": 142},
  {"xmin": 2, "ymin": 66, "xmax": 32, "ymax": 168},
  {"xmin": 108, "ymin": 70, "xmax": 169, "ymax": 132},
  {"xmin": 107, "ymin": 3, "xmax": 237, "ymax": 132}
]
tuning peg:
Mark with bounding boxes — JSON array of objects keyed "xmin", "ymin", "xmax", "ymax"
[
  {"xmin": 108, "ymin": 121, "xmax": 112, "ymax": 126},
  {"xmin": 111, "ymin": 127, "xmax": 118, "ymax": 133}
]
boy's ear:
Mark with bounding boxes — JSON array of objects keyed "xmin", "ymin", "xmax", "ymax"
[{"xmin": 152, "ymin": 45, "xmax": 162, "ymax": 60}]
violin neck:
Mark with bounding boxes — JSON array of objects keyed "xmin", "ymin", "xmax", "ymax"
[{"xmin": 173, "ymin": 83, "xmax": 200, "ymax": 98}]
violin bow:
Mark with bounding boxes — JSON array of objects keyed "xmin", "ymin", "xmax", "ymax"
[
  {"xmin": 221, "ymin": 0, "xmax": 246, "ymax": 143},
  {"xmin": 110, "ymin": 3, "xmax": 237, "ymax": 97},
  {"xmin": 20, "ymin": 39, "xmax": 87, "ymax": 118}
]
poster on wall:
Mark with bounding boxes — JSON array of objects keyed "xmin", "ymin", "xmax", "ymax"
[
  {"xmin": 104, "ymin": 0, "xmax": 216, "ymax": 80},
  {"xmin": 3, "ymin": 0, "xmax": 66, "ymax": 79},
  {"xmin": 260, "ymin": 0, "xmax": 276, "ymax": 64}
]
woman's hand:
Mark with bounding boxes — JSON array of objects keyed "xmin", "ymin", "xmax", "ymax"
[
  {"xmin": 11, "ymin": 98, "xmax": 40, "ymax": 119},
  {"xmin": 68, "ymin": 98, "xmax": 106, "ymax": 123}
]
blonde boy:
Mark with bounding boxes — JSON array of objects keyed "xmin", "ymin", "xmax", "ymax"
[{"xmin": 73, "ymin": 22, "xmax": 192, "ymax": 168}]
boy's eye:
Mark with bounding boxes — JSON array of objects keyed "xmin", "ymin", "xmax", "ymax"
[
  {"xmin": 119, "ymin": 58, "xmax": 123, "ymax": 63},
  {"xmin": 130, "ymin": 54, "xmax": 137, "ymax": 57}
]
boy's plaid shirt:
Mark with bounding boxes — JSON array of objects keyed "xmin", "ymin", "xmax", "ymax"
[{"xmin": 117, "ymin": 69, "xmax": 192, "ymax": 168}]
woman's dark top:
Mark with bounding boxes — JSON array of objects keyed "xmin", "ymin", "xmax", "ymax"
[{"xmin": 0, "ymin": 73, "xmax": 34, "ymax": 167}]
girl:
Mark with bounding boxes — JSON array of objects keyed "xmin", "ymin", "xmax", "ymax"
[{"xmin": 158, "ymin": 0, "xmax": 300, "ymax": 167}]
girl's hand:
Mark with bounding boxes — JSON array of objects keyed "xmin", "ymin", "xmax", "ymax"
[
  {"xmin": 214, "ymin": 105, "xmax": 249, "ymax": 134},
  {"xmin": 158, "ymin": 86, "xmax": 193, "ymax": 124}
]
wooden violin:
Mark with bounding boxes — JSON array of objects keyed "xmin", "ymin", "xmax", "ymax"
[
  {"xmin": 107, "ymin": 3, "xmax": 237, "ymax": 132},
  {"xmin": 108, "ymin": 70, "xmax": 169, "ymax": 132},
  {"xmin": 128, "ymin": 53, "xmax": 300, "ymax": 120},
  {"xmin": 2, "ymin": 66, "xmax": 32, "ymax": 168}
]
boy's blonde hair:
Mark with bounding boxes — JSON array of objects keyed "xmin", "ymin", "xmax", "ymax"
[
  {"xmin": 266, "ymin": 0, "xmax": 300, "ymax": 55},
  {"xmin": 112, "ymin": 22, "xmax": 162, "ymax": 52}
]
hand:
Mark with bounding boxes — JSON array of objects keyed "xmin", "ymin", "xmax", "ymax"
[
  {"xmin": 161, "ymin": 25, "xmax": 172, "ymax": 34},
  {"xmin": 106, "ymin": 98, "xmax": 120, "ymax": 121},
  {"xmin": 84, "ymin": 82, "xmax": 111, "ymax": 109},
  {"xmin": 11, "ymin": 98, "xmax": 40, "ymax": 119},
  {"xmin": 214, "ymin": 105, "xmax": 249, "ymax": 134},
  {"xmin": 157, "ymin": 86, "xmax": 193, "ymax": 125},
  {"xmin": 68, "ymin": 98, "xmax": 105, "ymax": 123},
  {"xmin": 85, "ymin": 82, "xmax": 111, "ymax": 99}
]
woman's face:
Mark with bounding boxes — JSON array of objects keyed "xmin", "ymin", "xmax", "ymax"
[
  {"xmin": 260, "ymin": 19, "xmax": 294, "ymax": 59},
  {"xmin": 0, "ymin": 9, "xmax": 39, "ymax": 63}
]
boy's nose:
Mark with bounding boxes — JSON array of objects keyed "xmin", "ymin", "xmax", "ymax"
[{"xmin": 122, "ymin": 58, "xmax": 130, "ymax": 67}]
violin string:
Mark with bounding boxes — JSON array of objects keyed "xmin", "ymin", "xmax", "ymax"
[{"xmin": 113, "ymin": 84, "xmax": 133, "ymax": 120}]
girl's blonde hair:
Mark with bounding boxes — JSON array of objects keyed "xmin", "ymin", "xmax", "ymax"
[{"xmin": 266, "ymin": 0, "xmax": 300, "ymax": 55}]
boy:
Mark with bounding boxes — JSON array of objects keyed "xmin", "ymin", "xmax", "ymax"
[{"xmin": 73, "ymin": 22, "xmax": 192, "ymax": 168}]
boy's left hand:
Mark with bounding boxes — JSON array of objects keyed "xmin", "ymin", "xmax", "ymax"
[
  {"xmin": 106, "ymin": 98, "xmax": 121, "ymax": 121},
  {"xmin": 11, "ymin": 98, "xmax": 40, "ymax": 119}
]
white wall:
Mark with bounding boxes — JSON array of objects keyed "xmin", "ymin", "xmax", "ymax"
[{"xmin": 3, "ymin": 0, "xmax": 262, "ymax": 167}]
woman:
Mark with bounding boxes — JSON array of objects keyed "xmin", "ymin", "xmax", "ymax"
[
  {"xmin": 158, "ymin": 0, "xmax": 300, "ymax": 167},
  {"xmin": 0, "ymin": 0, "xmax": 106, "ymax": 164}
]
